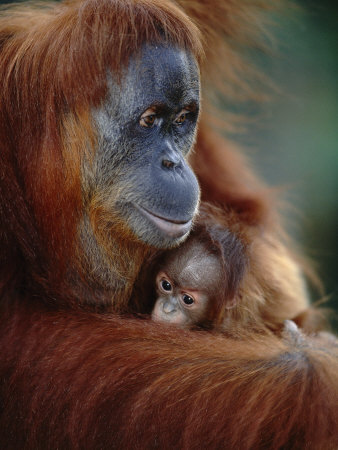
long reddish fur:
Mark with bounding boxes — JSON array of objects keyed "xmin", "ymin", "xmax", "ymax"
[{"xmin": 0, "ymin": 0, "xmax": 337, "ymax": 449}]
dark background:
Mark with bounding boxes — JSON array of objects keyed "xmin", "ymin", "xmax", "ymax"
[{"xmin": 1, "ymin": 0, "xmax": 337, "ymax": 328}]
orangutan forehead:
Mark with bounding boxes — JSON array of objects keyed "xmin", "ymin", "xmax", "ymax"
[
  {"xmin": 129, "ymin": 43, "xmax": 200, "ymax": 94},
  {"xmin": 103, "ymin": 43, "xmax": 200, "ymax": 115},
  {"xmin": 164, "ymin": 243, "xmax": 223, "ymax": 291}
]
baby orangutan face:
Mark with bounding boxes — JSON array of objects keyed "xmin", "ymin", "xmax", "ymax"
[
  {"xmin": 152, "ymin": 271, "xmax": 209, "ymax": 325},
  {"xmin": 151, "ymin": 240, "xmax": 223, "ymax": 326}
]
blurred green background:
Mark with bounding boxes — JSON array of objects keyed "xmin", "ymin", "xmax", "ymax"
[
  {"xmin": 1, "ymin": 0, "xmax": 337, "ymax": 327},
  {"xmin": 249, "ymin": 0, "xmax": 338, "ymax": 329}
]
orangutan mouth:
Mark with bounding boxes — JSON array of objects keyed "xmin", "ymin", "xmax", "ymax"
[{"xmin": 134, "ymin": 204, "xmax": 192, "ymax": 238}]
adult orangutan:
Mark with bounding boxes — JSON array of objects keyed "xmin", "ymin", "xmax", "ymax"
[{"xmin": 0, "ymin": 0, "xmax": 337, "ymax": 449}]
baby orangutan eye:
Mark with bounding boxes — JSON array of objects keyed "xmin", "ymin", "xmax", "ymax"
[
  {"xmin": 161, "ymin": 279, "xmax": 172, "ymax": 292},
  {"xmin": 182, "ymin": 293, "xmax": 194, "ymax": 305}
]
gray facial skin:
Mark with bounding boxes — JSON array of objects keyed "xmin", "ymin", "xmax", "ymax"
[{"xmin": 91, "ymin": 43, "xmax": 200, "ymax": 249}]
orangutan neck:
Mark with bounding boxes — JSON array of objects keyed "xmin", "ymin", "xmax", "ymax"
[{"xmin": 76, "ymin": 216, "xmax": 151, "ymax": 311}]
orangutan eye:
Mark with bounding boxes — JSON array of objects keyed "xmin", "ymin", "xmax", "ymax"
[
  {"xmin": 140, "ymin": 108, "xmax": 158, "ymax": 128},
  {"xmin": 161, "ymin": 279, "xmax": 172, "ymax": 292},
  {"xmin": 174, "ymin": 109, "xmax": 190, "ymax": 125},
  {"xmin": 182, "ymin": 294, "xmax": 194, "ymax": 305}
]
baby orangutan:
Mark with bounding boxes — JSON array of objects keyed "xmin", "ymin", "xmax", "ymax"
[{"xmin": 151, "ymin": 225, "xmax": 248, "ymax": 327}]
